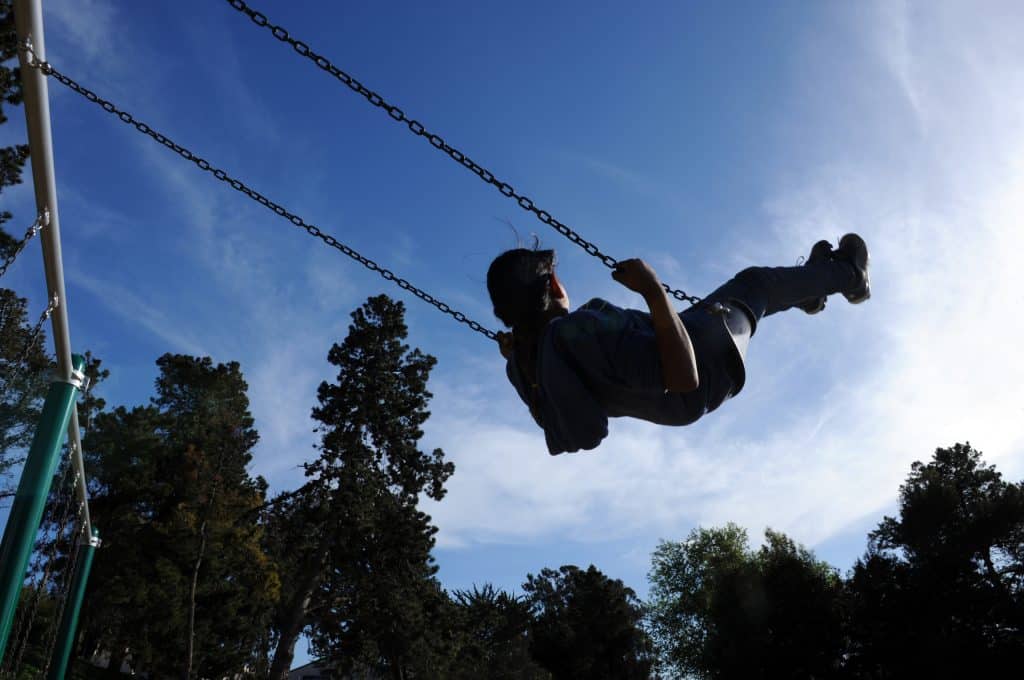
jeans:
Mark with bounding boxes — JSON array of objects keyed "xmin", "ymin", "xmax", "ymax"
[{"xmin": 702, "ymin": 260, "xmax": 859, "ymax": 328}]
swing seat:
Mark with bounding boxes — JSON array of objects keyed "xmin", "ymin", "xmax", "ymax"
[
  {"xmin": 705, "ymin": 300, "xmax": 754, "ymax": 397},
  {"xmin": 721, "ymin": 301, "xmax": 753, "ymax": 361}
]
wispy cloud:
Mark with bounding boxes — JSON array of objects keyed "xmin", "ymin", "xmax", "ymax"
[
  {"xmin": 874, "ymin": 0, "xmax": 926, "ymax": 127},
  {"xmin": 423, "ymin": 0, "xmax": 1024, "ymax": 557},
  {"xmin": 29, "ymin": 0, "xmax": 359, "ymax": 495},
  {"xmin": 555, "ymin": 150, "xmax": 690, "ymax": 217},
  {"xmin": 68, "ymin": 267, "xmax": 207, "ymax": 356},
  {"xmin": 44, "ymin": 0, "xmax": 117, "ymax": 66},
  {"xmin": 124, "ymin": 137, "xmax": 348, "ymax": 490}
]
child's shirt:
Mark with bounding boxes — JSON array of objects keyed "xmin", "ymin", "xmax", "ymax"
[{"xmin": 506, "ymin": 298, "xmax": 745, "ymax": 455}]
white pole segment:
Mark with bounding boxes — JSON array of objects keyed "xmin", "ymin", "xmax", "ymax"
[{"xmin": 13, "ymin": 0, "xmax": 92, "ymax": 538}]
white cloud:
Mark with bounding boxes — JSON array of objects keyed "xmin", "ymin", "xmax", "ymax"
[
  {"xmin": 243, "ymin": 341, "xmax": 324, "ymax": 485},
  {"xmin": 423, "ymin": 0, "xmax": 1024, "ymax": 556}
]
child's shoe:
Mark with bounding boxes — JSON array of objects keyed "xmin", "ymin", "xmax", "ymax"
[{"xmin": 834, "ymin": 233, "xmax": 871, "ymax": 304}]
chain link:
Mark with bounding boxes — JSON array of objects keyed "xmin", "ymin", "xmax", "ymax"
[
  {"xmin": 21, "ymin": 50, "xmax": 499, "ymax": 341},
  {"xmin": 24, "ymin": 292, "xmax": 58, "ymax": 362},
  {"xmin": 1, "ymin": 550, "xmax": 44, "ymax": 675},
  {"xmin": 222, "ymin": 0, "xmax": 704, "ymax": 307},
  {"xmin": 40, "ymin": 491, "xmax": 86, "ymax": 679},
  {"xmin": 41, "ymin": 528, "xmax": 84, "ymax": 677},
  {"xmin": 0, "ymin": 209, "xmax": 48, "ymax": 279}
]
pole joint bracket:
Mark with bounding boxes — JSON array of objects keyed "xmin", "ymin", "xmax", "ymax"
[
  {"xmin": 20, "ymin": 36, "xmax": 38, "ymax": 66},
  {"xmin": 65, "ymin": 366, "xmax": 87, "ymax": 391}
]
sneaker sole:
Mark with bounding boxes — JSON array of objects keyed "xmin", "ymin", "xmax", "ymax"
[
  {"xmin": 800, "ymin": 298, "xmax": 827, "ymax": 314},
  {"xmin": 838, "ymin": 233, "xmax": 870, "ymax": 304}
]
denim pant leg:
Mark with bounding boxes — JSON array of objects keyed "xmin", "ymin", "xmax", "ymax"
[{"xmin": 701, "ymin": 261, "xmax": 858, "ymax": 323}]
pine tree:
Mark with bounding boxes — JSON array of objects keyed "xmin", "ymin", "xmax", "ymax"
[
  {"xmin": 268, "ymin": 295, "xmax": 454, "ymax": 679},
  {"xmin": 80, "ymin": 355, "xmax": 279, "ymax": 677}
]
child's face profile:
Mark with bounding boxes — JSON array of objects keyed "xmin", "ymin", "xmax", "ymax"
[{"xmin": 550, "ymin": 271, "xmax": 570, "ymax": 313}]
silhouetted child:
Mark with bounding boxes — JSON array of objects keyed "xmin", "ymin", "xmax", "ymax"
[{"xmin": 487, "ymin": 235, "xmax": 869, "ymax": 454}]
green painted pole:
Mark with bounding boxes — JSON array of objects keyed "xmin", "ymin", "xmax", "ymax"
[
  {"xmin": 47, "ymin": 527, "xmax": 99, "ymax": 680},
  {"xmin": 0, "ymin": 353, "xmax": 85, "ymax": 662}
]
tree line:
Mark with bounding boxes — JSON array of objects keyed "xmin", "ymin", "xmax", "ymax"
[
  {"xmin": 0, "ymin": 286, "xmax": 649, "ymax": 679},
  {"xmin": 646, "ymin": 440, "xmax": 1024, "ymax": 678},
  {"xmin": 2, "ymin": 290, "xmax": 1021, "ymax": 678}
]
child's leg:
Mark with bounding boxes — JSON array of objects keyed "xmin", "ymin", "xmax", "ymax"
[{"xmin": 703, "ymin": 259, "xmax": 860, "ymax": 322}]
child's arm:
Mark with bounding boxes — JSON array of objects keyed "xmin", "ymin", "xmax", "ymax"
[{"xmin": 613, "ymin": 259, "xmax": 699, "ymax": 393}]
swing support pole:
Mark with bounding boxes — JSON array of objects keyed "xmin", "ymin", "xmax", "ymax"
[
  {"xmin": 0, "ymin": 354, "xmax": 86, "ymax": 661},
  {"xmin": 47, "ymin": 528, "xmax": 100, "ymax": 680},
  {"xmin": 13, "ymin": 0, "xmax": 93, "ymax": 535}
]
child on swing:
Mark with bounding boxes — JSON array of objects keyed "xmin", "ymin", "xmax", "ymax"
[{"xmin": 487, "ymin": 234, "xmax": 869, "ymax": 455}]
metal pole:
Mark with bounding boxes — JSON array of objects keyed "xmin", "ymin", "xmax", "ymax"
[
  {"xmin": 47, "ymin": 528, "xmax": 99, "ymax": 680},
  {"xmin": 13, "ymin": 0, "xmax": 92, "ymax": 538},
  {"xmin": 0, "ymin": 354, "xmax": 86, "ymax": 661}
]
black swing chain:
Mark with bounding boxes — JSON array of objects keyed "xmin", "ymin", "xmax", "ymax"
[
  {"xmin": 3, "ymin": 292, "xmax": 59, "ymax": 389},
  {"xmin": 0, "ymin": 209, "xmax": 47, "ymax": 279},
  {"xmin": 40, "ymin": 522, "xmax": 84, "ymax": 679},
  {"xmin": 222, "ymin": 0, "xmax": 705, "ymax": 308},
  {"xmin": 4, "ymin": 448, "xmax": 77, "ymax": 675},
  {"xmin": 21, "ymin": 50, "xmax": 499, "ymax": 341},
  {"xmin": 39, "ymin": 455, "xmax": 87, "ymax": 678}
]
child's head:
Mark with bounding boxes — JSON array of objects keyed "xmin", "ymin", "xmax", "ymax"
[{"xmin": 487, "ymin": 247, "xmax": 567, "ymax": 332}]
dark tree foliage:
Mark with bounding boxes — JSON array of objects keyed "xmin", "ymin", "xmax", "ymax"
[
  {"xmin": 647, "ymin": 523, "xmax": 747, "ymax": 678},
  {"xmin": 523, "ymin": 564, "xmax": 654, "ymax": 680},
  {"xmin": 0, "ymin": 287, "xmax": 50, "ymax": 499},
  {"xmin": 0, "ymin": 0, "xmax": 45, "ymax": 501},
  {"xmin": 647, "ymin": 524, "xmax": 846, "ymax": 680},
  {"xmin": 79, "ymin": 355, "xmax": 279, "ymax": 678},
  {"xmin": 76, "ymin": 351, "xmax": 108, "ymax": 431},
  {"xmin": 713, "ymin": 531, "xmax": 847, "ymax": 679},
  {"xmin": 269, "ymin": 295, "xmax": 455, "ymax": 679},
  {"xmin": 257, "ymin": 481, "xmax": 317, "ymax": 668},
  {"xmin": 0, "ymin": 353, "xmax": 108, "ymax": 677},
  {"xmin": 2, "ymin": 586, "xmax": 60, "ymax": 678},
  {"xmin": 1, "ymin": 0, "xmax": 30, "ymax": 233},
  {"xmin": 448, "ymin": 584, "xmax": 550, "ymax": 679},
  {"xmin": 846, "ymin": 442, "xmax": 1024, "ymax": 677},
  {"xmin": 261, "ymin": 481, "xmax": 330, "ymax": 678}
]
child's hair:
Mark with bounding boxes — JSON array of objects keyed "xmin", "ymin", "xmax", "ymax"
[
  {"xmin": 487, "ymin": 247, "xmax": 558, "ymax": 417},
  {"xmin": 487, "ymin": 247, "xmax": 557, "ymax": 331}
]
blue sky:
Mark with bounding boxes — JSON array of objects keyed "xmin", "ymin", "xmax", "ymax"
[{"xmin": 3, "ymin": 0, "xmax": 1024, "ymax": 663}]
